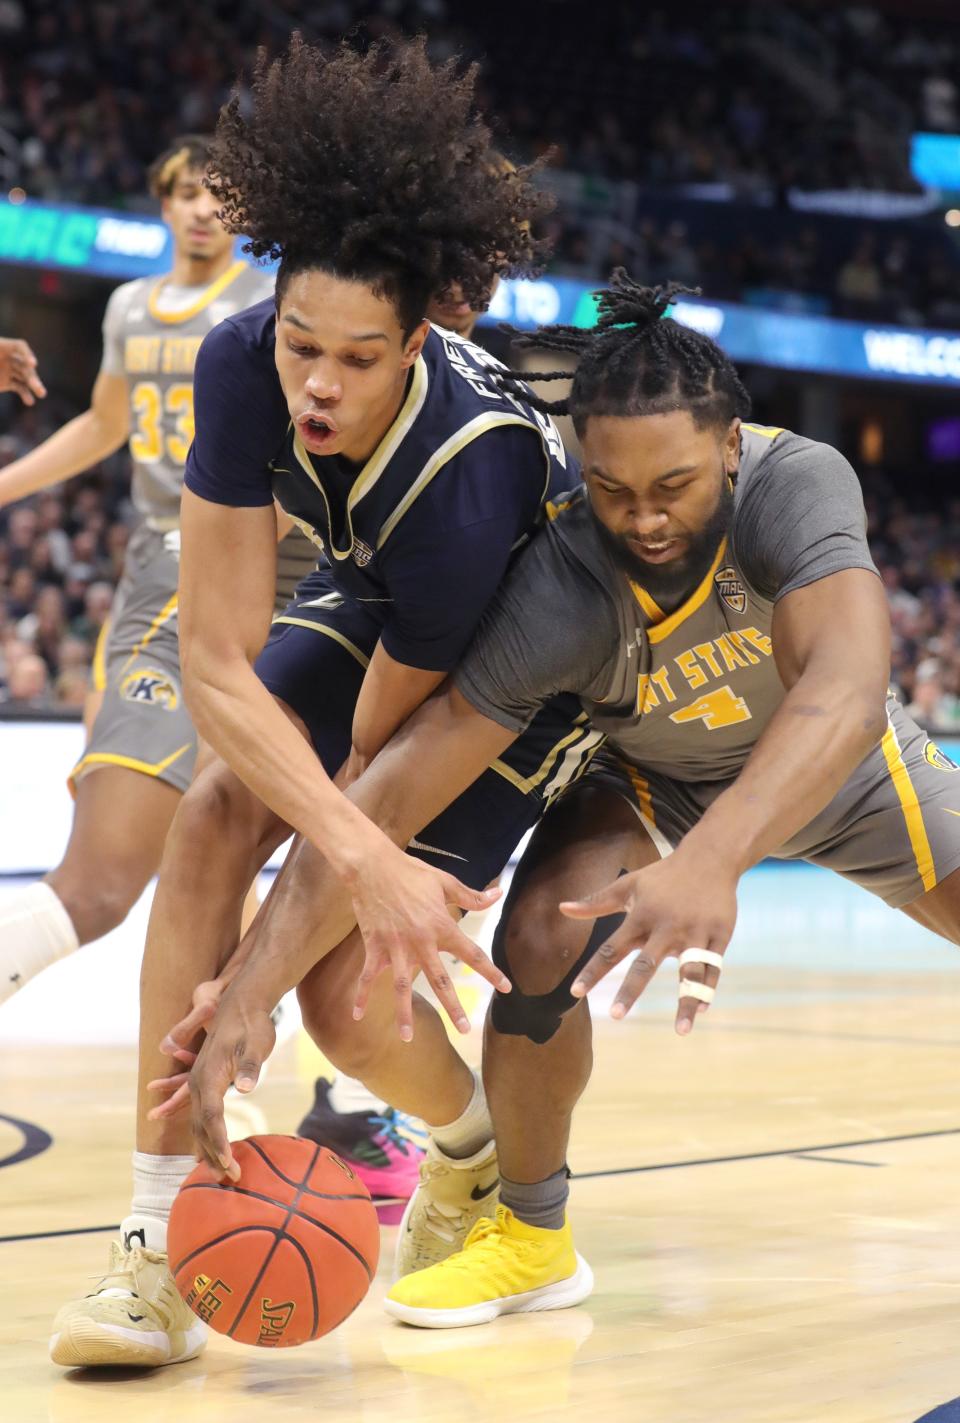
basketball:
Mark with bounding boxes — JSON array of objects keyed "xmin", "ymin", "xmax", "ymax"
[{"xmin": 167, "ymin": 1135, "xmax": 380, "ymax": 1347}]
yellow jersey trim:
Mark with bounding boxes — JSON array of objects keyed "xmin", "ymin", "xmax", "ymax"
[
  {"xmin": 629, "ymin": 583, "xmax": 665, "ymax": 624},
  {"xmin": 290, "ymin": 356, "xmax": 429, "ymax": 563},
  {"xmin": 146, "ymin": 260, "xmax": 249, "ymax": 325},
  {"xmin": 880, "ymin": 719, "xmax": 937, "ymax": 892},
  {"xmin": 271, "ymin": 617, "xmax": 370, "ymax": 670},
  {"xmin": 741, "ymin": 422, "xmax": 785, "ymax": 440},
  {"xmin": 92, "ymin": 616, "xmax": 111, "ymax": 692},
  {"xmin": 121, "ymin": 594, "xmax": 179, "ymax": 673},
  {"xmin": 546, "ymin": 497, "xmax": 574, "ymax": 522},
  {"xmin": 642, "ymin": 539, "xmax": 729, "ymax": 646},
  {"xmin": 377, "ymin": 413, "xmax": 536, "ymax": 551},
  {"xmin": 68, "ymin": 743, "xmax": 192, "ymax": 794}
]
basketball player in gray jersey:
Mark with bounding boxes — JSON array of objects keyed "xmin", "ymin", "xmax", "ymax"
[
  {"xmin": 0, "ymin": 136, "xmax": 310, "ymax": 1002},
  {"xmin": 176, "ymin": 272, "xmax": 960, "ymax": 1329}
]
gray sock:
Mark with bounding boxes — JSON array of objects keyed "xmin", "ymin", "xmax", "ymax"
[{"xmin": 500, "ymin": 1166, "xmax": 570, "ymax": 1230}]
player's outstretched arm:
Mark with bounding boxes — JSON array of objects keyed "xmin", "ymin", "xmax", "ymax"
[
  {"xmin": 0, "ymin": 337, "xmax": 47, "ymax": 405},
  {"xmin": 180, "ymin": 487, "xmax": 506, "ymax": 960},
  {"xmin": 564, "ymin": 567, "xmax": 891, "ymax": 1027},
  {"xmin": 154, "ymin": 687, "xmax": 516, "ymax": 1174},
  {"xmin": 0, "ymin": 369, "xmax": 130, "ymax": 507}
]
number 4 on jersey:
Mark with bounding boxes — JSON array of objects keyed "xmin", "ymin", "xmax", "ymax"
[{"xmin": 669, "ymin": 684, "xmax": 752, "ymax": 731}]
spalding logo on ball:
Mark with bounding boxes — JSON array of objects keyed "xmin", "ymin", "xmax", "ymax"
[{"xmin": 168, "ymin": 1134, "xmax": 380, "ymax": 1346}]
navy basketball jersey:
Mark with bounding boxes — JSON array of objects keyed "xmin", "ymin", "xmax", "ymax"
[{"xmin": 268, "ymin": 326, "xmax": 574, "ymax": 605}]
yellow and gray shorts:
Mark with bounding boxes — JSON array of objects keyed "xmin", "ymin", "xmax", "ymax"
[
  {"xmin": 585, "ymin": 696, "xmax": 960, "ymax": 909},
  {"xmin": 70, "ymin": 525, "xmax": 196, "ymax": 795}
]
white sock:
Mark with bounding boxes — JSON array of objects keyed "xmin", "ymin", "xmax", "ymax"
[
  {"xmin": 430, "ymin": 1070, "xmax": 492, "ymax": 1160},
  {"xmin": 0, "ymin": 881, "xmax": 79, "ymax": 1003},
  {"xmin": 122, "ymin": 1152, "xmax": 196, "ymax": 1253},
  {"xmin": 328, "ymin": 1074, "xmax": 387, "ymax": 1116}
]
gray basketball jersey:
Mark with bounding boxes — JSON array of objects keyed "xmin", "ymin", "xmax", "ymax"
[
  {"xmin": 457, "ymin": 424, "xmax": 880, "ymax": 783},
  {"xmin": 100, "ymin": 261, "xmax": 275, "ymax": 522}
]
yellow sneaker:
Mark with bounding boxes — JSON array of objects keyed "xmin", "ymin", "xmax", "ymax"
[
  {"xmin": 386, "ymin": 1204, "xmax": 593, "ymax": 1328},
  {"xmin": 395, "ymin": 1138, "xmax": 500, "ymax": 1278},
  {"xmin": 50, "ymin": 1240, "xmax": 207, "ymax": 1368}
]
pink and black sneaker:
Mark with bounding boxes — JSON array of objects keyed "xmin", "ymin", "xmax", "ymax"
[{"xmin": 297, "ymin": 1078, "xmax": 425, "ymax": 1224}]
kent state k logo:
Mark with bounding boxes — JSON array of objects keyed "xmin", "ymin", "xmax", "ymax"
[{"xmin": 119, "ymin": 667, "xmax": 179, "ymax": 710}]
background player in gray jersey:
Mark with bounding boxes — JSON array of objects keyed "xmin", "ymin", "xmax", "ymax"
[
  {"xmin": 0, "ymin": 136, "xmax": 280, "ymax": 1003},
  {"xmin": 178, "ymin": 272, "xmax": 960, "ymax": 1330}
]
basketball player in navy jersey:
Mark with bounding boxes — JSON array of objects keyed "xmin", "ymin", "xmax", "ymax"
[{"xmin": 49, "ymin": 36, "xmax": 599, "ymax": 1369}]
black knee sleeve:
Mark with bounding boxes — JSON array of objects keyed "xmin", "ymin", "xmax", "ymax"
[{"xmin": 490, "ymin": 908, "xmax": 624, "ymax": 1045}]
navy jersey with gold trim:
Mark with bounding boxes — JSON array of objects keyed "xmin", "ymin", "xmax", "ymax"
[
  {"xmin": 186, "ymin": 307, "xmax": 576, "ymax": 670},
  {"xmin": 268, "ymin": 326, "xmax": 569, "ymax": 601}
]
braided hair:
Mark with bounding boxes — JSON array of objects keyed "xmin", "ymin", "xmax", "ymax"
[{"xmin": 501, "ymin": 270, "xmax": 751, "ymax": 434}]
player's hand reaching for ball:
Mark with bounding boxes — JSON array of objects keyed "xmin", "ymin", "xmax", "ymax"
[
  {"xmin": 185, "ymin": 992, "xmax": 277, "ymax": 1181},
  {"xmin": 348, "ymin": 844, "xmax": 509, "ymax": 1041},
  {"xmin": 146, "ymin": 978, "xmax": 226, "ymax": 1121},
  {"xmin": 560, "ymin": 846, "xmax": 738, "ymax": 1033}
]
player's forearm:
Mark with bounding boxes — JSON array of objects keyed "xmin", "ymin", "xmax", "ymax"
[
  {"xmin": 681, "ymin": 669, "xmax": 887, "ymax": 876},
  {"xmin": 224, "ymin": 696, "xmax": 515, "ymax": 1004},
  {"xmin": 181, "ymin": 658, "xmax": 391, "ymax": 882},
  {"xmin": 0, "ymin": 410, "xmax": 127, "ymax": 505},
  {"xmin": 224, "ymin": 757, "xmax": 458, "ymax": 1005}
]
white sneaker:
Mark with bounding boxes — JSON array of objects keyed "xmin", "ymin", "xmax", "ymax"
[
  {"xmin": 50, "ymin": 1240, "xmax": 207, "ymax": 1368},
  {"xmin": 395, "ymin": 1138, "xmax": 499, "ymax": 1279}
]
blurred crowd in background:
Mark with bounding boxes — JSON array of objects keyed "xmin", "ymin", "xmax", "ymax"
[
  {"xmin": 2, "ymin": 2, "xmax": 959, "ymax": 326},
  {"xmin": 0, "ymin": 395, "xmax": 128, "ymax": 711},
  {"xmin": 1, "ymin": 0, "xmax": 960, "ymax": 730}
]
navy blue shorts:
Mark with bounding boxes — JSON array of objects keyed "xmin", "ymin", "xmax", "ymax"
[{"xmin": 255, "ymin": 566, "xmax": 603, "ymax": 889}]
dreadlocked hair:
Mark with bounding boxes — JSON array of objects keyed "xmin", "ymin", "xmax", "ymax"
[
  {"xmin": 500, "ymin": 269, "xmax": 751, "ymax": 433},
  {"xmin": 208, "ymin": 33, "xmax": 554, "ymax": 336}
]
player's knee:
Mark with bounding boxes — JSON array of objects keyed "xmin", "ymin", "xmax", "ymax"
[
  {"xmin": 47, "ymin": 868, "xmax": 139, "ymax": 943},
  {"xmin": 170, "ymin": 765, "xmax": 263, "ymax": 866},
  {"xmin": 297, "ymin": 980, "xmax": 380, "ymax": 1079},
  {"xmin": 490, "ymin": 897, "xmax": 587, "ymax": 1045},
  {"xmin": 494, "ymin": 890, "xmax": 585, "ymax": 997}
]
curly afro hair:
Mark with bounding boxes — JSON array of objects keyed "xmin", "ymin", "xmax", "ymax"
[{"xmin": 208, "ymin": 34, "xmax": 554, "ymax": 335}]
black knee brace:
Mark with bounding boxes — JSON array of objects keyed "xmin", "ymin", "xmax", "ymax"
[{"xmin": 490, "ymin": 909, "xmax": 624, "ymax": 1045}]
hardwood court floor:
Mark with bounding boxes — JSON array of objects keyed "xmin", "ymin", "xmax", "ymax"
[{"xmin": 2, "ymin": 961, "xmax": 960, "ymax": 1423}]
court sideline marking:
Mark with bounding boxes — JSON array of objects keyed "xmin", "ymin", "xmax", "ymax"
[{"xmin": 3, "ymin": 1122, "xmax": 958, "ymax": 1245}]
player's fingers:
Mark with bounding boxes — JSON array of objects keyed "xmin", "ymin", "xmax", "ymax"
[
  {"xmin": 159, "ymin": 998, "xmax": 216, "ymax": 1056},
  {"xmin": 147, "ymin": 1069, "xmax": 190, "ymax": 1094},
  {"xmin": 443, "ymin": 923, "xmax": 511, "ymax": 995},
  {"xmin": 609, "ymin": 944, "xmax": 662, "ymax": 1020},
  {"xmin": 352, "ymin": 947, "xmax": 386, "ymax": 1021},
  {"xmin": 674, "ymin": 953, "xmax": 723, "ymax": 1037},
  {"xmin": 25, "ymin": 368, "xmax": 46, "ymax": 399},
  {"xmin": 390, "ymin": 947, "xmax": 416, "ymax": 1042},
  {"xmin": 10, "ymin": 379, "xmax": 35, "ymax": 406},
  {"xmin": 421, "ymin": 949, "xmax": 470, "ymax": 1035},
  {"xmin": 570, "ymin": 919, "xmax": 640, "ymax": 998},
  {"xmin": 194, "ymin": 1091, "xmax": 239, "ymax": 1181},
  {"xmin": 234, "ymin": 1055, "xmax": 263, "ymax": 1094},
  {"xmin": 440, "ymin": 872, "xmax": 501, "ymax": 915},
  {"xmin": 146, "ymin": 1080, "xmax": 192, "ymax": 1120},
  {"xmin": 559, "ymin": 879, "xmax": 631, "ymax": 922}
]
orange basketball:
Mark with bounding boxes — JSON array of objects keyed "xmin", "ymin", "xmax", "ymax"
[{"xmin": 168, "ymin": 1135, "xmax": 379, "ymax": 1347}]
